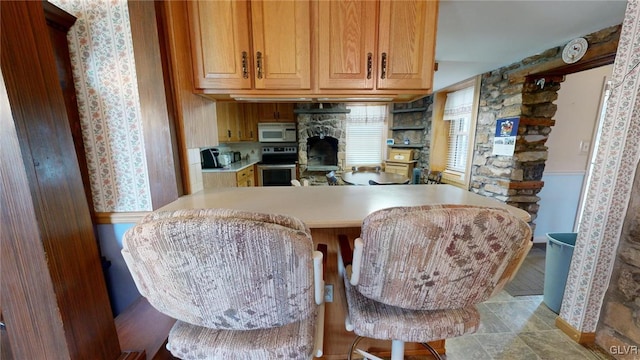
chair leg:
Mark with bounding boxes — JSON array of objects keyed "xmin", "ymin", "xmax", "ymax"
[
  {"xmin": 347, "ymin": 336, "xmax": 365, "ymax": 360},
  {"xmin": 420, "ymin": 342, "xmax": 443, "ymax": 360},
  {"xmin": 390, "ymin": 340, "xmax": 405, "ymax": 360}
]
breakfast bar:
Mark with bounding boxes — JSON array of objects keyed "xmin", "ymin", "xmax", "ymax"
[
  {"xmin": 155, "ymin": 184, "xmax": 530, "ymax": 359},
  {"xmin": 159, "ymin": 184, "xmax": 531, "ymax": 226}
]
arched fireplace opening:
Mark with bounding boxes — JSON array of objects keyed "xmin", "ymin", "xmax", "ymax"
[{"xmin": 307, "ymin": 135, "xmax": 338, "ymax": 170}]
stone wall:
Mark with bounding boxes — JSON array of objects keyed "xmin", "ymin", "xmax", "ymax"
[
  {"xmin": 391, "ymin": 96, "xmax": 434, "ymax": 182},
  {"xmin": 469, "ymin": 26, "xmax": 620, "ymax": 228},
  {"xmin": 596, "ymin": 161, "xmax": 640, "ymax": 358}
]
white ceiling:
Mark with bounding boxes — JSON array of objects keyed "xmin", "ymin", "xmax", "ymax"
[{"xmin": 433, "ymin": 0, "xmax": 628, "ymax": 91}]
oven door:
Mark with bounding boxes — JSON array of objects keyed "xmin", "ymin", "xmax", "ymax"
[{"xmin": 257, "ymin": 164, "xmax": 297, "ymax": 186}]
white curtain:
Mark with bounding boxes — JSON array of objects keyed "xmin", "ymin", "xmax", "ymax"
[{"xmin": 443, "ymin": 86, "xmax": 474, "ymax": 121}]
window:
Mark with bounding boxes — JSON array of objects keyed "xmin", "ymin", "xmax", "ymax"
[
  {"xmin": 443, "ymin": 86, "xmax": 474, "ymax": 173},
  {"xmin": 345, "ymin": 105, "xmax": 388, "ymax": 166},
  {"xmin": 430, "ymin": 77, "xmax": 479, "ymax": 189}
]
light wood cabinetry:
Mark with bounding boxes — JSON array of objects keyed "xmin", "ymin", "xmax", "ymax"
[
  {"xmin": 216, "ymin": 102, "xmax": 243, "ymax": 142},
  {"xmin": 203, "ymin": 165, "xmax": 256, "ymax": 188},
  {"xmin": 236, "ymin": 166, "xmax": 255, "ymax": 187},
  {"xmin": 182, "ymin": 0, "xmax": 438, "ymax": 101},
  {"xmin": 376, "ymin": 1, "xmax": 437, "ymax": 90},
  {"xmin": 257, "ymin": 103, "xmax": 295, "ymax": 122},
  {"xmin": 317, "ymin": 0, "xmax": 377, "ymax": 90},
  {"xmin": 217, "ymin": 102, "xmax": 259, "ymax": 143},
  {"xmin": 241, "ymin": 103, "xmax": 258, "ymax": 141},
  {"xmin": 317, "ymin": 0, "xmax": 438, "ymax": 91},
  {"xmin": 188, "ymin": 0, "xmax": 310, "ymax": 91},
  {"xmin": 385, "ymin": 161, "xmax": 416, "ymax": 178}
]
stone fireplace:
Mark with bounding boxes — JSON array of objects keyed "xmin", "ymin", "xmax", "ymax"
[{"xmin": 296, "ymin": 103, "xmax": 349, "ymax": 185}]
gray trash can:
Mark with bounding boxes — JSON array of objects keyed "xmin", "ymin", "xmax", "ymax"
[{"xmin": 543, "ymin": 233, "xmax": 577, "ymax": 314}]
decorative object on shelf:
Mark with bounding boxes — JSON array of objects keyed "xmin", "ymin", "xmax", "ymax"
[
  {"xmin": 561, "ymin": 37, "xmax": 588, "ymax": 64},
  {"xmin": 403, "ymin": 137, "xmax": 410, "ymax": 145},
  {"xmin": 386, "ymin": 138, "xmax": 395, "ymax": 145}
]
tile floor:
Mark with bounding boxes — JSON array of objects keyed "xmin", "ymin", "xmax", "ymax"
[{"xmin": 436, "ymin": 291, "xmax": 613, "ymax": 360}]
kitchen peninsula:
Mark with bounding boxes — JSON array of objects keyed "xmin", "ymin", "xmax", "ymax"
[
  {"xmin": 159, "ymin": 184, "xmax": 531, "ymax": 226},
  {"xmin": 151, "ymin": 184, "xmax": 531, "ymax": 358}
]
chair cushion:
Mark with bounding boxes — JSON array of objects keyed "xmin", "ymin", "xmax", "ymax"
[
  {"xmin": 167, "ymin": 310, "xmax": 317, "ymax": 360},
  {"xmin": 344, "ymin": 275, "xmax": 480, "ymax": 343}
]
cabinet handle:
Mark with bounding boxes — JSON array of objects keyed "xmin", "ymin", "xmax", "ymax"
[
  {"xmin": 276, "ymin": 111, "xmax": 280, "ymax": 119},
  {"xmin": 241, "ymin": 51, "xmax": 248, "ymax": 79},
  {"xmin": 256, "ymin": 51, "xmax": 263, "ymax": 79},
  {"xmin": 381, "ymin": 52, "xmax": 387, "ymax": 79},
  {"xmin": 228, "ymin": 130, "xmax": 231, "ymax": 138},
  {"xmin": 366, "ymin": 52, "xmax": 372, "ymax": 79}
]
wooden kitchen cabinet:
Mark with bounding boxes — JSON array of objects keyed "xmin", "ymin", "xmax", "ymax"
[
  {"xmin": 317, "ymin": 0, "xmax": 437, "ymax": 91},
  {"xmin": 385, "ymin": 161, "xmax": 416, "ymax": 179},
  {"xmin": 203, "ymin": 166, "xmax": 255, "ymax": 188},
  {"xmin": 257, "ymin": 103, "xmax": 295, "ymax": 122},
  {"xmin": 188, "ymin": 0, "xmax": 310, "ymax": 91},
  {"xmin": 217, "ymin": 102, "xmax": 260, "ymax": 142},
  {"xmin": 241, "ymin": 103, "xmax": 258, "ymax": 141},
  {"xmin": 216, "ymin": 102, "xmax": 242, "ymax": 142},
  {"xmin": 236, "ymin": 165, "xmax": 255, "ymax": 187}
]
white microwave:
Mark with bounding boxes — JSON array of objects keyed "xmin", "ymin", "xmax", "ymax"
[{"xmin": 258, "ymin": 123, "xmax": 296, "ymax": 143}]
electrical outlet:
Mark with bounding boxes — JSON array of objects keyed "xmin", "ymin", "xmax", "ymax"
[
  {"xmin": 324, "ymin": 284, "xmax": 334, "ymax": 303},
  {"xmin": 579, "ymin": 140, "xmax": 591, "ymax": 154}
]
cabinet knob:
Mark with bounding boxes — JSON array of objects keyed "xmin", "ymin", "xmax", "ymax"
[
  {"xmin": 256, "ymin": 51, "xmax": 263, "ymax": 79},
  {"xmin": 381, "ymin": 52, "xmax": 387, "ymax": 79},
  {"xmin": 366, "ymin": 52, "xmax": 372, "ymax": 79}
]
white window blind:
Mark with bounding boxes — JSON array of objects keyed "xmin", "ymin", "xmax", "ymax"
[
  {"xmin": 444, "ymin": 87, "xmax": 474, "ymax": 173},
  {"xmin": 345, "ymin": 105, "xmax": 387, "ymax": 165}
]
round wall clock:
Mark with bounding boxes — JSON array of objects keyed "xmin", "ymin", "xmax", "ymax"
[{"xmin": 562, "ymin": 38, "xmax": 588, "ymax": 64}]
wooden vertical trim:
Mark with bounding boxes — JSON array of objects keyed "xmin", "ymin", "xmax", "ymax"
[
  {"xmin": 128, "ymin": 1, "xmax": 181, "ymax": 208},
  {"xmin": 156, "ymin": 1, "xmax": 220, "ymax": 194},
  {"xmin": 1, "ymin": 1, "xmax": 121, "ymax": 358},
  {"xmin": 1, "ymin": 65, "xmax": 71, "ymax": 360}
]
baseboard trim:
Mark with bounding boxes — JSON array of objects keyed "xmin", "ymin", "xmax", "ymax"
[
  {"xmin": 95, "ymin": 211, "xmax": 150, "ymax": 224},
  {"xmin": 555, "ymin": 316, "xmax": 596, "ymax": 345}
]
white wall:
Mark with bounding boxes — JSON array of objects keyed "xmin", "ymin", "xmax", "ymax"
[{"xmin": 534, "ymin": 65, "xmax": 613, "ymax": 242}]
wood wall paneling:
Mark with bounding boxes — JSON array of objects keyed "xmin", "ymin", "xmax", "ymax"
[
  {"xmin": 1, "ymin": 1, "xmax": 121, "ymax": 358},
  {"xmin": 157, "ymin": 1, "xmax": 219, "ymax": 196},
  {"xmin": 128, "ymin": 0, "xmax": 181, "ymax": 208}
]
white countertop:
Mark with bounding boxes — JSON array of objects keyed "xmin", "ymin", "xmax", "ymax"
[
  {"xmin": 158, "ymin": 184, "xmax": 531, "ymax": 228},
  {"xmin": 201, "ymin": 160, "xmax": 259, "ymax": 173}
]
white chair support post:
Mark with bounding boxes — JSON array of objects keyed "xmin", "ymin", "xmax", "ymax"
[{"xmin": 312, "ymin": 250, "xmax": 325, "ymax": 357}]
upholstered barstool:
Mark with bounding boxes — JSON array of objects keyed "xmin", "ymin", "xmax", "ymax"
[
  {"xmin": 338, "ymin": 205, "xmax": 532, "ymax": 360},
  {"xmin": 122, "ymin": 208, "xmax": 326, "ymax": 359}
]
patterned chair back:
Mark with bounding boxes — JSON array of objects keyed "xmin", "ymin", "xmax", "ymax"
[
  {"xmin": 122, "ymin": 208, "xmax": 315, "ymax": 330},
  {"xmin": 356, "ymin": 205, "xmax": 531, "ymax": 310}
]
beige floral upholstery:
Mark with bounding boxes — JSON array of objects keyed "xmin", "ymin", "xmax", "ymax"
[
  {"xmin": 122, "ymin": 208, "xmax": 318, "ymax": 359},
  {"xmin": 344, "ymin": 205, "xmax": 532, "ymax": 345}
]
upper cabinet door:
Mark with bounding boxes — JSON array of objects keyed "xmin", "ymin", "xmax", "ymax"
[
  {"xmin": 377, "ymin": 0, "xmax": 438, "ymax": 90},
  {"xmin": 317, "ymin": 0, "xmax": 377, "ymax": 90},
  {"xmin": 188, "ymin": 0, "xmax": 252, "ymax": 90},
  {"xmin": 250, "ymin": 0, "xmax": 311, "ymax": 90}
]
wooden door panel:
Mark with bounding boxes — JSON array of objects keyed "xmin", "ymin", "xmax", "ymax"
[
  {"xmin": 251, "ymin": 0, "xmax": 310, "ymax": 89},
  {"xmin": 318, "ymin": 0, "xmax": 377, "ymax": 90},
  {"xmin": 377, "ymin": 0, "xmax": 437, "ymax": 90},
  {"xmin": 189, "ymin": 0, "xmax": 252, "ymax": 89}
]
